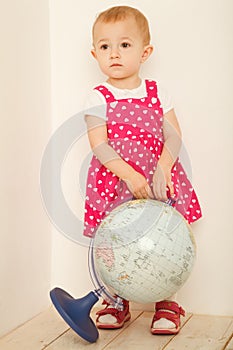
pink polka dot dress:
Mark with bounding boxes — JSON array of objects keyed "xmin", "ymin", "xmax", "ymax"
[{"xmin": 83, "ymin": 80, "xmax": 202, "ymax": 237}]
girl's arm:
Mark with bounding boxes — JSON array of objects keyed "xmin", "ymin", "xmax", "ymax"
[
  {"xmin": 153, "ymin": 109, "xmax": 182, "ymax": 201},
  {"xmin": 85, "ymin": 115, "xmax": 154, "ymax": 199}
]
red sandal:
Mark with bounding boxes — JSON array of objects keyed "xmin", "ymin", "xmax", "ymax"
[
  {"xmin": 96, "ymin": 299, "xmax": 131, "ymax": 329},
  {"xmin": 151, "ymin": 300, "xmax": 185, "ymax": 335}
]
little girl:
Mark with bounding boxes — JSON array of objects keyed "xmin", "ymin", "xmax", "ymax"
[{"xmin": 83, "ymin": 5, "xmax": 202, "ymax": 335}]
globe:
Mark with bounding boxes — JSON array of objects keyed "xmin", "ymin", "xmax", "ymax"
[{"xmin": 93, "ymin": 199, "xmax": 196, "ymax": 303}]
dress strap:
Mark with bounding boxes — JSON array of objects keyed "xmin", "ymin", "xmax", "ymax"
[
  {"xmin": 145, "ymin": 79, "xmax": 158, "ymax": 99},
  {"xmin": 94, "ymin": 85, "xmax": 116, "ymax": 103}
]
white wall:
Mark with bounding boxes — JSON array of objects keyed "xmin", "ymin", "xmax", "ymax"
[
  {"xmin": 50, "ymin": 0, "xmax": 233, "ymax": 316},
  {"xmin": 0, "ymin": 1, "xmax": 52, "ymax": 336}
]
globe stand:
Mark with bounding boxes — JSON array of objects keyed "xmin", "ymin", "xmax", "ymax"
[
  {"xmin": 50, "ymin": 287, "xmax": 99, "ymax": 343},
  {"xmin": 49, "ymin": 239, "xmax": 123, "ymax": 343}
]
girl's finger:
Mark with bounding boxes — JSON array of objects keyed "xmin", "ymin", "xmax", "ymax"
[
  {"xmin": 152, "ymin": 176, "xmax": 159, "ymax": 196},
  {"xmin": 134, "ymin": 190, "xmax": 143, "ymax": 199},
  {"xmin": 160, "ymin": 183, "xmax": 168, "ymax": 201},
  {"xmin": 167, "ymin": 181, "xmax": 174, "ymax": 198},
  {"xmin": 146, "ymin": 185, "xmax": 154, "ymax": 199},
  {"xmin": 141, "ymin": 189, "xmax": 149, "ymax": 199},
  {"xmin": 155, "ymin": 182, "xmax": 162, "ymax": 201},
  {"xmin": 152, "ymin": 182, "xmax": 158, "ymax": 199}
]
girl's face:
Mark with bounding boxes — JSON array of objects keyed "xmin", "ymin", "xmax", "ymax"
[{"xmin": 92, "ymin": 17, "xmax": 153, "ymax": 86}]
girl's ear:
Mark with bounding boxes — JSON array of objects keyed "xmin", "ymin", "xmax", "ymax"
[
  {"xmin": 141, "ymin": 45, "xmax": 154, "ymax": 63},
  {"xmin": 91, "ymin": 49, "xmax": 97, "ymax": 59}
]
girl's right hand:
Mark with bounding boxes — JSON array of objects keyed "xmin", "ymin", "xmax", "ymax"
[{"xmin": 123, "ymin": 171, "xmax": 154, "ymax": 199}]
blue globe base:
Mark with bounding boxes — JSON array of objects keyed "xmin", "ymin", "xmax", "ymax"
[{"xmin": 50, "ymin": 287, "xmax": 99, "ymax": 343}]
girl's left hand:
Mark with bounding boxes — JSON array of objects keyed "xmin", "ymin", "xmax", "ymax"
[{"xmin": 152, "ymin": 163, "xmax": 174, "ymax": 202}]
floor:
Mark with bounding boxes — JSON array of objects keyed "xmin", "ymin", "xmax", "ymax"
[{"xmin": 0, "ymin": 307, "xmax": 232, "ymax": 350}]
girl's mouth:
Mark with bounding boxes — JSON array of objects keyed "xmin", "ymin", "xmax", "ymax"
[{"xmin": 110, "ymin": 63, "xmax": 122, "ymax": 67}]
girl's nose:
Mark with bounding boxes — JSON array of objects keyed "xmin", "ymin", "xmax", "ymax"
[{"xmin": 110, "ymin": 48, "xmax": 120, "ymax": 59}]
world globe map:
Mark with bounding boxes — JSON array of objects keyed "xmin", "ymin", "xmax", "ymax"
[{"xmin": 93, "ymin": 199, "xmax": 196, "ymax": 303}]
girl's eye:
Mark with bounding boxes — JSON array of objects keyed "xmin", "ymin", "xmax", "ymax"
[
  {"xmin": 100, "ymin": 44, "xmax": 108, "ymax": 50},
  {"xmin": 121, "ymin": 42, "xmax": 130, "ymax": 48}
]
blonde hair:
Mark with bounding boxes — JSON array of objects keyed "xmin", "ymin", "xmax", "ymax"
[{"xmin": 92, "ymin": 6, "xmax": 151, "ymax": 45}]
